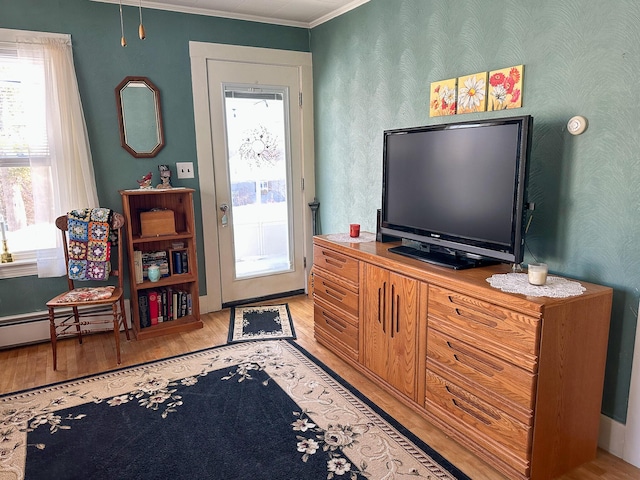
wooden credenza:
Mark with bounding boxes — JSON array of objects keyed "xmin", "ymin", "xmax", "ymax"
[{"xmin": 312, "ymin": 235, "xmax": 612, "ymax": 480}]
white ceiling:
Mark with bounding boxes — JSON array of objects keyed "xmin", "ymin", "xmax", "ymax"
[{"xmin": 93, "ymin": 0, "xmax": 369, "ymax": 28}]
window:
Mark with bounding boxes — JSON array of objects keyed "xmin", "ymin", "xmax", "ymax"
[
  {"xmin": 0, "ymin": 29, "xmax": 99, "ymax": 279},
  {"xmin": 0, "ymin": 42, "xmax": 56, "ymax": 265}
]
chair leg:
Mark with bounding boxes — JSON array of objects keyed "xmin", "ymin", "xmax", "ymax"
[
  {"xmin": 120, "ymin": 296, "xmax": 130, "ymax": 340},
  {"xmin": 112, "ymin": 304, "xmax": 122, "ymax": 364},
  {"xmin": 72, "ymin": 306, "xmax": 83, "ymax": 344},
  {"xmin": 48, "ymin": 307, "xmax": 58, "ymax": 371}
]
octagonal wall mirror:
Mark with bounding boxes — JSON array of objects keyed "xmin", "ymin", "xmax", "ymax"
[{"xmin": 115, "ymin": 76, "xmax": 165, "ymax": 158}]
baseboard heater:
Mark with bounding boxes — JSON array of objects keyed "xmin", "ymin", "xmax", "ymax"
[{"xmin": 0, "ymin": 301, "xmax": 131, "ymax": 350}]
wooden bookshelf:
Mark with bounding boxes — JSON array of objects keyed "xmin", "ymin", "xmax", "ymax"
[{"xmin": 120, "ymin": 188, "xmax": 203, "ymax": 339}]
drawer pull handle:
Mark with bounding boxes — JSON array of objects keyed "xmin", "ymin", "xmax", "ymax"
[
  {"xmin": 447, "ymin": 341, "xmax": 503, "ymax": 377},
  {"xmin": 446, "ymin": 385, "xmax": 500, "ymax": 422},
  {"xmin": 322, "ymin": 250, "xmax": 347, "ymax": 269},
  {"xmin": 322, "ymin": 283, "xmax": 346, "ymax": 302},
  {"xmin": 323, "ymin": 312, "xmax": 347, "ymax": 332},
  {"xmin": 451, "ymin": 399, "xmax": 493, "ymax": 426},
  {"xmin": 325, "ymin": 258, "xmax": 346, "ymax": 268},
  {"xmin": 454, "ymin": 308, "xmax": 498, "ymax": 328},
  {"xmin": 447, "ymin": 294, "xmax": 506, "ymax": 321}
]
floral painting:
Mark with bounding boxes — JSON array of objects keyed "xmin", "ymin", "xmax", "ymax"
[
  {"xmin": 457, "ymin": 72, "xmax": 487, "ymax": 114},
  {"xmin": 429, "ymin": 78, "xmax": 457, "ymax": 117},
  {"xmin": 488, "ymin": 65, "xmax": 523, "ymax": 111}
]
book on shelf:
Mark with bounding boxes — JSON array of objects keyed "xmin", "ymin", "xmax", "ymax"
[
  {"xmin": 180, "ymin": 290, "xmax": 188, "ymax": 317},
  {"xmin": 166, "ymin": 286, "xmax": 173, "ymax": 322},
  {"xmin": 148, "ymin": 290, "xmax": 159, "ymax": 325},
  {"xmin": 133, "ymin": 250, "xmax": 143, "ymax": 284},
  {"xmin": 160, "ymin": 289, "xmax": 168, "ymax": 322},
  {"xmin": 138, "ymin": 291, "xmax": 150, "ymax": 328},
  {"xmin": 172, "ymin": 290, "xmax": 178, "ymax": 320},
  {"xmin": 172, "ymin": 250, "xmax": 183, "ymax": 274},
  {"xmin": 181, "ymin": 251, "xmax": 189, "ymax": 273}
]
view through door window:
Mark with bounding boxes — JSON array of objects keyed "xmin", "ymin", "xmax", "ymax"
[{"xmin": 223, "ymin": 87, "xmax": 292, "ymax": 279}]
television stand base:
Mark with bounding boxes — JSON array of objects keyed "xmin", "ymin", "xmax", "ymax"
[{"xmin": 388, "ymin": 245, "xmax": 498, "ymax": 270}]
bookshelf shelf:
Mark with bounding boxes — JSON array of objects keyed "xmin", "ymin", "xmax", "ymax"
[
  {"xmin": 132, "ymin": 232, "xmax": 193, "ymax": 244},
  {"xmin": 120, "ymin": 188, "xmax": 203, "ymax": 340}
]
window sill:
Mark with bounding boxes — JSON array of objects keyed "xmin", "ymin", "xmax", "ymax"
[{"xmin": 0, "ymin": 259, "xmax": 37, "ymax": 279}]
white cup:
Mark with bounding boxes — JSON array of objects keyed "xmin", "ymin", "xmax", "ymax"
[{"xmin": 528, "ymin": 263, "xmax": 548, "ymax": 285}]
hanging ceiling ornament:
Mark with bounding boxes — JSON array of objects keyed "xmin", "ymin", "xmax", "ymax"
[
  {"xmin": 119, "ymin": 0, "xmax": 127, "ymax": 47},
  {"xmin": 138, "ymin": 0, "xmax": 146, "ymax": 40}
]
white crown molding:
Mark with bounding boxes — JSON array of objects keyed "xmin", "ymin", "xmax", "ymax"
[
  {"xmin": 309, "ymin": 0, "xmax": 369, "ymax": 28},
  {"xmin": 90, "ymin": 0, "xmax": 369, "ymax": 28}
]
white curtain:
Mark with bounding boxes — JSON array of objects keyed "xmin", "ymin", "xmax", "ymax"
[{"xmin": 15, "ymin": 33, "xmax": 99, "ymax": 277}]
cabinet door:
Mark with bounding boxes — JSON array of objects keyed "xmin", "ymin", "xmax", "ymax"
[
  {"xmin": 362, "ymin": 264, "xmax": 390, "ymax": 380},
  {"xmin": 362, "ymin": 264, "xmax": 418, "ymax": 399},
  {"xmin": 387, "ymin": 272, "xmax": 418, "ymax": 398}
]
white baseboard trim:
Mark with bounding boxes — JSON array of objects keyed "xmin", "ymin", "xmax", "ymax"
[
  {"xmin": 198, "ymin": 293, "xmax": 217, "ymax": 315},
  {"xmin": 0, "ymin": 318, "xmax": 51, "ymax": 348},
  {"xmin": 599, "ymin": 414, "xmax": 626, "ymax": 459}
]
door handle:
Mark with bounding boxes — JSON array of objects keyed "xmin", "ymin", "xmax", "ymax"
[{"xmin": 219, "ymin": 203, "xmax": 229, "ymax": 227}]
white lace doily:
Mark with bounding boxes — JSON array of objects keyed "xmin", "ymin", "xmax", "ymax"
[
  {"xmin": 486, "ymin": 273, "xmax": 586, "ymax": 298},
  {"xmin": 326, "ymin": 232, "xmax": 376, "ymax": 243}
]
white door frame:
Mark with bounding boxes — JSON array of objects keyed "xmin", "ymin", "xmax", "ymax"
[
  {"xmin": 624, "ymin": 314, "xmax": 640, "ymax": 467},
  {"xmin": 189, "ymin": 42, "xmax": 315, "ymax": 312}
]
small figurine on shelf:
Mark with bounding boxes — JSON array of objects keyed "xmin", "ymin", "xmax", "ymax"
[
  {"xmin": 137, "ymin": 172, "xmax": 153, "ymax": 189},
  {"xmin": 156, "ymin": 164, "xmax": 172, "ymax": 189}
]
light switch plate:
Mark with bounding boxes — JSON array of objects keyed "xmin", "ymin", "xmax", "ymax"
[{"xmin": 176, "ymin": 162, "xmax": 194, "ymax": 179}]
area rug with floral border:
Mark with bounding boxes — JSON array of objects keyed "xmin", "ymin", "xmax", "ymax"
[
  {"xmin": 0, "ymin": 340, "xmax": 470, "ymax": 480},
  {"xmin": 227, "ymin": 304, "xmax": 296, "ymax": 344}
]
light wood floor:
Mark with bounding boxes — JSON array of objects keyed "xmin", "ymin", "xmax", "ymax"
[{"xmin": 1, "ymin": 294, "xmax": 638, "ymax": 479}]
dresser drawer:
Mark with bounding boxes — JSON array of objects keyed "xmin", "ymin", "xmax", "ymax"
[
  {"xmin": 314, "ymin": 298, "xmax": 358, "ymax": 354},
  {"xmin": 428, "ymin": 285, "xmax": 540, "ymax": 372},
  {"xmin": 427, "ymin": 329, "xmax": 536, "ymax": 421},
  {"xmin": 313, "ymin": 270, "xmax": 359, "ymax": 317},
  {"xmin": 313, "ymin": 246, "xmax": 359, "ymax": 284},
  {"xmin": 426, "ymin": 370, "xmax": 531, "ymax": 474}
]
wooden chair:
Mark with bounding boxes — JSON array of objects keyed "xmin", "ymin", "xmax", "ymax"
[{"xmin": 46, "ymin": 211, "xmax": 130, "ymax": 370}]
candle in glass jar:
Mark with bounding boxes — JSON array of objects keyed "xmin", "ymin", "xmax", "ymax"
[{"xmin": 528, "ymin": 263, "xmax": 548, "ymax": 285}]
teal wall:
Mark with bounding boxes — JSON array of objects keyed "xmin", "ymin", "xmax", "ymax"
[
  {"xmin": 311, "ymin": 0, "xmax": 639, "ymax": 423},
  {"xmin": 0, "ymin": 2, "xmax": 308, "ymax": 312},
  {"xmin": 0, "ymin": 0, "xmax": 637, "ymax": 425}
]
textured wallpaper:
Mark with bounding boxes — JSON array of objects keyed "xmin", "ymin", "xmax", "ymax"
[
  {"xmin": 311, "ymin": 0, "xmax": 640, "ymax": 423},
  {"xmin": 0, "ymin": 0, "xmax": 310, "ymax": 315}
]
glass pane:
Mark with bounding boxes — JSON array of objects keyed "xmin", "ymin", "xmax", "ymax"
[
  {"xmin": 0, "ymin": 164, "xmax": 56, "ymax": 253},
  {"xmin": 224, "ymin": 87, "xmax": 291, "ymax": 279},
  {"xmin": 0, "ymin": 52, "xmax": 55, "ymax": 254}
]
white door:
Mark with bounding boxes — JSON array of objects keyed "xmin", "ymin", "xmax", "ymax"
[{"xmin": 190, "ymin": 43, "xmax": 315, "ymax": 310}]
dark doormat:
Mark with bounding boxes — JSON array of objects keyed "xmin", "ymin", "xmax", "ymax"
[{"xmin": 227, "ymin": 303, "xmax": 296, "ymax": 344}]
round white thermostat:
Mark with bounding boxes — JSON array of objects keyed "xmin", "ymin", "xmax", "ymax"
[{"xmin": 567, "ymin": 115, "xmax": 588, "ymax": 135}]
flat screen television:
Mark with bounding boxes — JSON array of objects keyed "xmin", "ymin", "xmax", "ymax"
[{"xmin": 380, "ymin": 115, "xmax": 533, "ymax": 269}]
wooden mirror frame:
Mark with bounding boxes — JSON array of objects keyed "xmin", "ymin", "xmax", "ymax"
[{"xmin": 115, "ymin": 76, "xmax": 165, "ymax": 158}]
